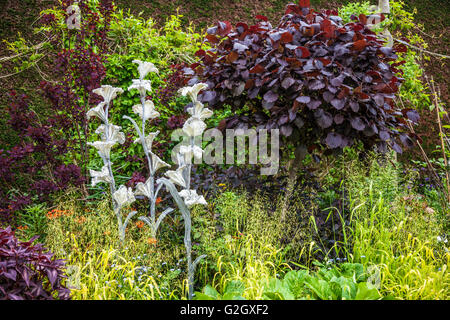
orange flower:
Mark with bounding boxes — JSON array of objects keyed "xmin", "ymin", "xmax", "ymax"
[
  {"xmin": 17, "ymin": 225, "xmax": 28, "ymax": 230},
  {"xmin": 156, "ymin": 197, "xmax": 162, "ymax": 205},
  {"xmin": 46, "ymin": 209, "xmax": 72, "ymax": 219},
  {"xmin": 147, "ymin": 237, "xmax": 157, "ymax": 245},
  {"xmin": 136, "ymin": 221, "xmax": 145, "ymax": 229},
  {"xmin": 46, "ymin": 210, "xmax": 60, "ymax": 219},
  {"xmin": 103, "ymin": 230, "xmax": 111, "ymax": 236},
  {"xmin": 75, "ymin": 216, "xmax": 87, "ymax": 224}
]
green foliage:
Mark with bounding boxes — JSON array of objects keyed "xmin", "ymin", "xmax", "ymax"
[
  {"xmin": 197, "ymin": 263, "xmax": 383, "ymax": 300},
  {"xmin": 65, "ymin": 240, "xmax": 166, "ymax": 300},
  {"xmin": 340, "ymin": 151, "xmax": 449, "ymax": 299},
  {"xmin": 15, "ymin": 203, "xmax": 48, "ymax": 241},
  {"xmin": 3, "ymin": 0, "xmax": 448, "ymax": 302},
  {"xmin": 337, "ymin": 0, "xmax": 430, "ymax": 110},
  {"xmin": 195, "ymin": 281, "xmax": 246, "ymax": 300},
  {"xmin": 386, "ymin": 1, "xmax": 431, "ymax": 109},
  {"xmin": 338, "ymin": 1, "xmax": 373, "ymax": 24}
]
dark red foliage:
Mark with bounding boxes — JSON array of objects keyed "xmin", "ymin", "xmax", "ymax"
[
  {"xmin": 0, "ymin": 93, "xmax": 85, "ymax": 223},
  {"xmin": 40, "ymin": 13, "xmax": 57, "ymax": 26},
  {"xmin": 150, "ymin": 63, "xmax": 188, "ymax": 106},
  {"xmin": 167, "ymin": 115, "xmax": 187, "ymax": 129},
  {"xmin": 126, "ymin": 171, "xmax": 146, "ymax": 188},
  {"xmin": 0, "ymin": 227, "xmax": 70, "ymax": 300},
  {"xmin": 41, "ymin": 0, "xmax": 114, "ymax": 180},
  {"xmin": 1, "ymin": 1, "xmax": 117, "ymax": 224},
  {"xmin": 188, "ymin": 2, "xmax": 419, "ymax": 157}
]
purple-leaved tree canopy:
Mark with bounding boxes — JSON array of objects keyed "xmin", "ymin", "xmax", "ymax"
[{"xmin": 185, "ymin": 0, "xmax": 419, "ymax": 159}]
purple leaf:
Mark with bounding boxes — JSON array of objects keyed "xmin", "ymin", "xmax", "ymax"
[
  {"xmin": 308, "ymin": 100, "xmax": 322, "ymax": 110},
  {"xmin": 406, "ymin": 109, "xmax": 420, "ymax": 123},
  {"xmin": 351, "ymin": 117, "xmax": 366, "ymax": 131},
  {"xmin": 315, "ymin": 110, "xmax": 333, "ymax": 128},
  {"xmin": 392, "ymin": 142, "xmax": 403, "ymax": 154},
  {"xmin": 202, "ymin": 90, "xmax": 217, "ymax": 102},
  {"xmin": 323, "ymin": 91, "xmax": 334, "ymax": 103},
  {"xmin": 334, "ymin": 114, "xmax": 345, "ymax": 124},
  {"xmin": 281, "ymin": 77, "xmax": 295, "ymax": 89},
  {"xmin": 349, "ymin": 101, "xmax": 359, "ymax": 112},
  {"xmin": 309, "ymin": 80, "xmax": 325, "ymax": 90},
  {"xmin": 325, "ymin": 132, "xmax": 343, "ymax": 148},
  {"xmin": 331, "ymin": 98, "xmax": 345, "ymax": 110},
  {"xmin": 263, "ymin": 91, "xmax": 279, "ymax": 103},
  {"xmin": 294, "ymin": 117, "xmax": 305, "ymax": 128},
  {"xmin": 400, "ymin": 134, "xmax": 414, "ymax": 148},
  {"xmin": 379, "ymin": 130, "xmax": 390, "ymax": 141},
  {"xmin": 280, "ymin": 125, "xmax": 293, "ymax": 137},
  {"xmin": 296, "ymin": 96, "xmax": 311, "ymax": 104},
  {"xmin": 374, "ymin": 94, "xmax": 384, "ymax": 107}
]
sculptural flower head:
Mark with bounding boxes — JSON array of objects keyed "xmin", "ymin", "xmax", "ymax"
[
  {"xmin": 178, "ymin": 83, "xmax": 209, "ymax": 103},
  {"xmin": 113, "ymin": 185, "xmax": 136, "ymax": 210},
  {"xmin": 165, "ymin": 166, "xmax": 187, "ymax": 188},
  {"xmin": 87, "ymin": 102, "xmax": 107, "ymax": 123},
  {"xmin": 187, "ymin": 101, "xmax": 213, "ymax": 120},
  {"xmin": 92, "ymin": 85, "xmax": 124, "ymax": 105},
  {"xmin": 150, "ymin": 152, "xmax": 170, "ymax": 173},
  {"xmin": 128, "ymin": 79, "xmax": 152, "ymax": 97},
  {"xmin": 182, "ymin": 117, "xmax": 206, "ymax": 137},
  {"xmin": 88, "ymin": 141, "xmax": 117, "ymax": 159},
  {"xmin": 90, "ymin": 165, "xmax": 112, "ymax": 187},
  {"xmin": 95, "ymin": 124, "xmax": 125, "ymax": 144},
  {"xmin": 178, "ymin": 189, "xmax": 207, "ymax": 207},
  {"xmin": 134, "ymin": 131, "xmax": 159, "ymax": 151},
  {"xmin": 132, "ymin": 100, "xmax": 160, "ymax": 122},
  {"xmin": 134, "ymin": 178, "xmax": 152, "ymax": 199},
  {"xmin": 132, "ymin": 60, "xmax": 159, "ymax": 80}
]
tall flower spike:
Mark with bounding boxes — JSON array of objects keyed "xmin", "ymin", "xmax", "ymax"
[
  {"xmin": 90, "ymin": 165, "xmax": 112, "ymax": 187},
  {"xmin": 128, "ymin": 79, "xmax": 152, "ymax": 97},
  {"xmin": 132, "ymin": 100, "xmax": 160, "ymax": 122},
  {"xmin": 113, "ymin": 185, "xmax": 136, "ymax": 210},
  {"xmin": 93, "ymin": 85, "xmax": 124, "ymax": 105},
  {"xmin": 178, "ymin": 83, "xmax": 209, "ymax": 104},
  {"xmin": 95, "ymin": 124, "xmax": 125, "ymax": 144},
  {"xmin": 132, "ymin": 60, "xmax": 159, "ymax": 80}
]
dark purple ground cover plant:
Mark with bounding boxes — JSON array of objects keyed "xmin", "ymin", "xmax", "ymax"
[
  {"xmin": 0, "ymin": 92, "xmax": 84, "ymax": 224},
  {"xmin": 0, "ymin": 1, "xmax": 116, "ymax": 223},
  {"xmin": 0, "ymin": 226, "xmax": 70, "ymax": 300}
]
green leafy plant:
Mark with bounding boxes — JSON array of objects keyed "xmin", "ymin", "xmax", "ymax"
[
  {"xmin": 196, "ymin": 263, "xmax": 382, "ymax": 300},
  {"xmin": 195, "ymin": 280, "xmax": 246, "ymax": 300},
  {"xmin": 16, "ymin": 203, "xmax": 49, "ymax": 241}
]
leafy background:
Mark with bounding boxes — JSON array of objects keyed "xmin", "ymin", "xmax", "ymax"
[{"xmin": 0, "ymin": 0, "xmax": 448, "ymax": 157}]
